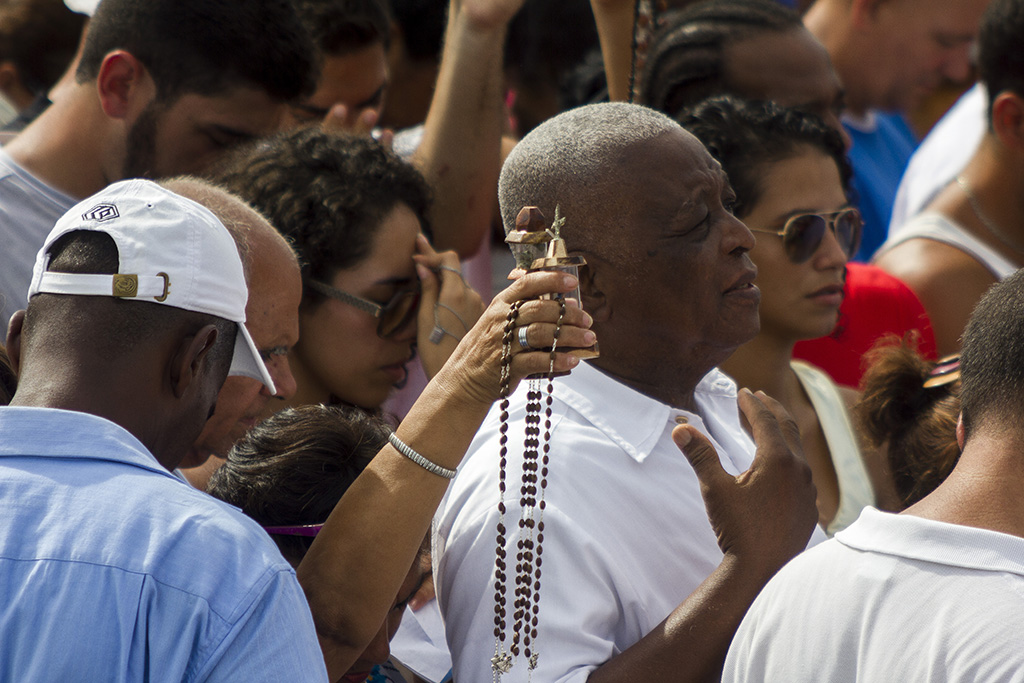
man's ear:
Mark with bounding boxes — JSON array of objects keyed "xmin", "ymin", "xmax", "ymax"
[
  {"xmin": 169, "ymin": 324, "xmax": 220, "ymax": 399},
  {"xmin": 5, "ymin": 309, "xmax": 26, "ymax": 377},
  {"xmin": 991, "ymin": 91, "xmax": 1024, "ymax": 152},
  {"xmin": 96, "ymin": 50, "xmax": 153, "ymax": 120},
  {"xmin": 578, "ymin": 260, "xmax": 610, "ymax": 323}
]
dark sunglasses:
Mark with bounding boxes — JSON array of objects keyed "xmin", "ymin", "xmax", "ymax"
[
  {"xmin": 306, "ymin": 280, "xmax": 420, "ymax": 339},
  {"xmin": 749, "ymin": 208, "xmax": 863, "ymax": 264}
]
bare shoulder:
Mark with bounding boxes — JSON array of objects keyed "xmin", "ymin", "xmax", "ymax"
[{"xmin": 875, "ymin": 238, "xmax": 998, "ymax": 354}]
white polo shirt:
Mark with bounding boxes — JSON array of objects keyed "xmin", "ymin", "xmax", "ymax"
[
  {"xmin": 436, "ymin": 361, "xmax": 825, "ymax": 683},
  {"xmin": 724, "ymin": 507, "xmax": 1024, "ymax": 683}
]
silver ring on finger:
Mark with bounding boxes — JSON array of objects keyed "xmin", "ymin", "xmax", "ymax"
[{"xmin": 518, "ymin": 325, "xmax": 533, "ymax": 351}]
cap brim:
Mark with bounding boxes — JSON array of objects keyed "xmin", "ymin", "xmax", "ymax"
[
  {"xmin": 229, "ymin": 323, "xmax": 276, "ymax": 395},
  {"xmin": 64, "ymin": 0, "xmax": 100, "ymax": 15}
]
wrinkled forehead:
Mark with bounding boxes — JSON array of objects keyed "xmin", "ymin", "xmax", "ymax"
[
  {"xmin": 595, "ymin": 130, "xmax": 725, "ymax": 238},
  {"xmin": 613, "ymin": 127, "xmax": 713, "ymax": 180}
]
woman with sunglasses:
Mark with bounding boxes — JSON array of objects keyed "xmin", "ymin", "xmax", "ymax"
[
  {"xmin": 682, "ymin": 96, "xmax": 900, "ymax": 534},
  {"xmin": 215, "ymin": 128, "xmax": 484, "ymax": 414}
]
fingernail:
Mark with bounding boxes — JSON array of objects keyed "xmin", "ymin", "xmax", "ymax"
[
  {"xmin": 416, "ymin": 264, "xmax": 430, "ymax": 280},
  {"xmin": 568, "ymin": 354, "xmax": 579, "ymax": 366},
  {"xmin": 675, "ymin": 428, "xmax": 692, "ymax": 447},
  {"xmin": 583, "ymin": 311, "xmax": 593, "ymax": 327},
  {"xmin": 583, "ymin": 331, "xmax": 596, "ymax": 344},
  {"xmin": 562, "ymin": 274, "xmax": 578, "ymax": 288}
]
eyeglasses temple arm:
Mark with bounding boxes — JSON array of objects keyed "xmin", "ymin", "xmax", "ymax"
[{"xmin": 305, "ymin": 280, "xmax": 383, "ymax": 317}]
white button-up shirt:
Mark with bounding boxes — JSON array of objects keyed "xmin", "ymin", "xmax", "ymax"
[{"xmin": 436, "ymin": 362, "xmax": 822, "ymax": 683}]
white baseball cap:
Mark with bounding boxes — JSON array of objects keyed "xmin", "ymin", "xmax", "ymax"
[{"xmin": 28, "ymin": 179, "xmax": 276, "ymax": 394}]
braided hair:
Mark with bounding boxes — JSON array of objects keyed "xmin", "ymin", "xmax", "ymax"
[{"xmin": 639, "ymin": 0, "xmax": 802, "ymax": 118}]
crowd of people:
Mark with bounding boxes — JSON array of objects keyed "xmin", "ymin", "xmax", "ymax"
[{"xmin": 0, "ymin": 0, "xmax": 1021, "ymax": 681}]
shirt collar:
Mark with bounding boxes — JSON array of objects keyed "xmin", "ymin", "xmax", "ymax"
[
  {"xmin": 838, "ymin": 507, "xmax": 1024, "ymax": 576},
  {"xmin": 554, "ymin": 362, "xmax": 738, "ymax": 464},
  {"xmin": 0, "ymin": 406, "xmax": 178, "ymax": 479}
]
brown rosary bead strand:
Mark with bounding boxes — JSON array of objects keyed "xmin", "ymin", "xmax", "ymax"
[
  {"xmin": 491, "ymin": 301, "xmax": 522, "ymax": 679},
  {"xmin": 524, "ymin": 297, "xmax": 564, "ymax": 670},
  {"xmin": 512, "ymin": 381, "xmax": 541, "ymax": 659},
  {"xmin": 492, "ymin": 296, "xmax": 566, "ymax": 679}
]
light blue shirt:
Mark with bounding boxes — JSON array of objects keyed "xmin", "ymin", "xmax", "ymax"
[{"xmin": 0, "ymin": 406, "xmax": 329, "ymax": 682}]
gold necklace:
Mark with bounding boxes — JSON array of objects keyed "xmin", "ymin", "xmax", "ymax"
[{"xmin": 955, "ymin": 174, "xmax": 1024, "ymax": 255}]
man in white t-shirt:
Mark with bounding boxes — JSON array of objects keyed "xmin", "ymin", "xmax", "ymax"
[
  {"xmin": 874, "ymin": 0, "xmax": 1024, "ymax": 355},
  {"xmin": 803, "ymin": 0, "xmax": 988, "ymax": 260},
  {"xmin": 436, "ymin": 102, "xmax": 822, "ymax": 683},
  {"xmin": 724, "ymin": 264, "xmax": 1024, "ymax": 683},
  {"xmin": 888, "ymin": 83, "xmax": 987, "ymax": 235}
]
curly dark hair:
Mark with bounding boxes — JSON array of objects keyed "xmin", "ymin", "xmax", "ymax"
[
  {"xmin": 211, "ymin": 127, "xmax": 432, "ymax": 303},
  {"xmin": 640, "ymin": 0, "xmax": 801, "ymax": 118},
  {"xmin": 207, "ymin": 404, "xmax": 392, "ymax": 563},
  {"xmin": 856, "ymin": 336, "xmax": 961, "ymax": 508},
  {"xmin": 679, "ymin": 95, "xmax": 852, "ymax": 218}
]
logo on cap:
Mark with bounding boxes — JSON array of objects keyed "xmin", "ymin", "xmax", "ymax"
[
  {"xmin": 83, "ymin": 203, "xmax": 119, "ymax": 222},
  {"xmin": 112, "ymin": 274, "xmax": 139, "ymax": 297}
]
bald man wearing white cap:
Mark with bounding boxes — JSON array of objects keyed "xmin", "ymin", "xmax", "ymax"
[{"xmin": 0, "ymin": 178, "xmax": 328, "ymax": 681}]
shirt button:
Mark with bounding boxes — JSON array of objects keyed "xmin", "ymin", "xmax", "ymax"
[{"xmin": 674, "ymin": 416, "xmax": 689, "ymax": 425}]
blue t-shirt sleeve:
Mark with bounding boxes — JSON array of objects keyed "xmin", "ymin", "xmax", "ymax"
[{"xmin": 845, "ymin": 112, "xmax": 918, "ymax": 261}]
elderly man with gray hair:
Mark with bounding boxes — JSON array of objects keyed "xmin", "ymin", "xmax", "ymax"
[{"xmin": 435, "ymin": 102, "xmax": 822, "ymax": 683}]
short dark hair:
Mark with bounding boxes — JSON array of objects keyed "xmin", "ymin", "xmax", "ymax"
[
  {"xmin": 76, "ymin": 0, "xmax": 319, "ymax": 103},
  {"xmin": 640, "ymin": 0, "xmax": 801, "ymax": 117},
  {"xmin": 294, "ymin": 0, "xmax": 392, "ymax": 57},
  {"xmin": 0, "ymin": 0, "xmax": 86, "ymax": 95},
  {"xmin": 0, "ymin": 343, "xmax": 15, "ymax": 405},
  {"xmin": 856, "ymin": 336, "xmax": 961, "ymax": 507},
  {"xmin": 207, "ymin": 404, "xmax": 391, "ymax": 563},
  {"xmin": 24, "ymin": 230, "xmax": 235, "ymax": 371},
  {"xmin": 212, "ymin": 128, "xmax": 432, "ymax": 301},
  {"xmin": 389, "ymin": 0, "xmax": 446, "ymax": 61},
  {"xmin": 959, "ymin": 268, "xmax": 1024, "ymax": 438},
  {"xmin": 679, "ymin": 95, "xmax": 851, "ymax": 218},
  {"xmin": 978, "ymin": 0, "xmax": 1024, "ymax": 116}
]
